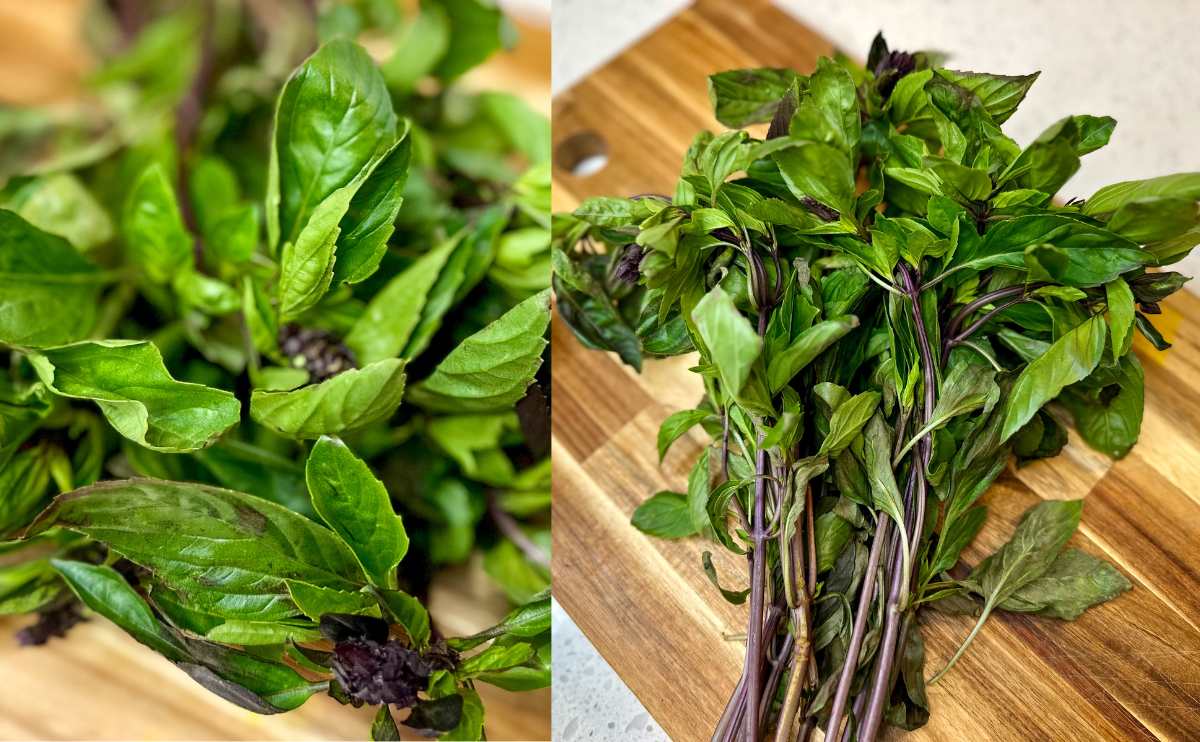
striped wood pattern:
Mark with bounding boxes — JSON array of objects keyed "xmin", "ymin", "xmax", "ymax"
[
  {"xmin": 0, "ymin": 2, "xmax": 550, "ymax": 739},
  {"xmin": 550, "ymin": 2, "xmax": 1200, "ymax": 740}
]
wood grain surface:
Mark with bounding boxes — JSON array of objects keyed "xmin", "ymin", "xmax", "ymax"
[
  {"xmin": 0, "ymin": 2, "xmax": 550, "ymax": 739},
  {"xmin": 550, "ymin": 2, "xmax": 1200, "ymax": 740}
]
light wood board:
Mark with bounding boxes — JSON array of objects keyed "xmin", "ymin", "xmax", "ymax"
[{"xmin": 550, "ymin": 2, "xmax": 1200, "ymax": 740}]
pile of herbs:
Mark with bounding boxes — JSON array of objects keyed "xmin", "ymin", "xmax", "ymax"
[
  {"xmin": 554, "ymin": 32, "xmax": 1198, "ymax": 741},
  {"xmin": 0, "ymin": 1, "xmax": 550, "ymax": 739}
]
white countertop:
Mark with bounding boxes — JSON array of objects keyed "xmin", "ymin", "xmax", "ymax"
[{"xmin": 551, "ymin": 2, "xmax": 1200, "ymax": 740}]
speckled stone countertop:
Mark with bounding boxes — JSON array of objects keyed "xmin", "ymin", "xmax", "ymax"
[{"xmin": 551, "ymin": 2, "xmax": 1200, "ymax": 739}]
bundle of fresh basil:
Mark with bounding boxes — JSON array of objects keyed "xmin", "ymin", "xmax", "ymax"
[
  {"xmin": 0, "ymin": 1, "xmax": 549, "ymax": 739},
  {"xmin": 554, "ymin": 32, "xmax": 1196, "ymax": 741}
]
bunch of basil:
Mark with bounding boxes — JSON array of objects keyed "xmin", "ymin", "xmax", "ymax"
[
  {"xmin": 0, "ymin": 1, "xmax": 549, "ymax": 739},
  {"xmin": 554, "ymin": 33, "xmax": 1195, "ymax": 741}
]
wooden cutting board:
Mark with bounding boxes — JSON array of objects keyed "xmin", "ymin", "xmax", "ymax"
[{"xmin": 550, "ymin": 2, "xmax": 1200, "ymax": 740}]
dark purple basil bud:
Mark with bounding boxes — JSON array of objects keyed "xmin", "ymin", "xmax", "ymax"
[
  {"xmin": 874, "ymin": 50, "xmax": 916, "ymax": 79},
  {"xmin": 874, "ymin": 49, "xmax": 916, "ymax": 99},
  {"xmin": 279, "ymin": 324, "xmax": 358, "ymax": 382},
  {"xmin": 614, "ymin": 244, "xmax": 644, "ymax": 284},
  {"xmin": 17, "ymin": 602, "xmax": 85, "ymax": 646},
  {"xmin": 332, "ymin": 639, "xmax": 432, "ymax": 707},
  {"xmin": 801, "ymin": 197, "xmax": 840, "ymax": 223}
]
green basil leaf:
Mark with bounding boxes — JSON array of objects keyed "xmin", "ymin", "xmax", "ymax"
[
  {"xmin": 1000, "ymin": 315, "xmax": 1106, "ymax": 441},
  {"xmin": 438, "ymin": 686, "xmax": 484, "ymax": 741},
  {"xmin": 33, "ymin": 479, "xmax": 367, "ymax": 618},
  {"xmin": 332, "ymin": 125, "xmax": 412, "ymax": 285},
  {"xmin": 998, "ymin": 548, "xmax": 1131, "ymax": 619},
  {"xmin": 1083, "ymin": 172, "xmax": 1200, "ymax": 216},
  {"xmin": 306, "ymin": 436, "xmax": 408, "ymax": 588},
  {"xmin": 818, "ymin": 390, "xmax": 880, "ymax": 458},
  {"xmin": 767, "ymin": 316, "xmax": 858, "ymax": 393},
  {"xmin": 250, "ymin": 358, "xmax": 406, "ymax": 438},
  {"xmin": 374, "ymin": 587, "xmax": 431, "ymax": 648},
  {"xmin": 0, "ymin": 558, "xmax": 62, "ymax": 614},
  {"xmin": 286, "ymin": 581, "xmax": 381, "ymax": 620},
  {"xmin": 1105, "ymin": 278, "xmax": 1135, "ymax": 358},
  {"xmin": 708, "ymin": 68, "xmax": 798, "ymax": 128},
  {"xmin": 773, "ymin": 141, "xmax": 856, "ymax": 217},
  {"xmin": 372, "ymin": 705, "xmax": 403, "ymax": 741},
  {"xmin": 3, "ymin": 173, "xmax": 113, "ymax": 253},
  {"xmin": 935, "ymin": 69, "xmax": 1038, "ymax": 124},
  {"xmin": 1062, "ymin": 355, "xmax": 1144, "ymax": 459},
  {"xmin": 692, "ymin": 285, "xmax": 762, "ymax": 396},
  {"xmin": 408, "ymin": 289, "xmax": 549, "ymax": 412},
  {"xmin": 123, "ymin": 162, "xmax": 192, "ymax": 283},
  {"xmin": 457, "ymin": 642, "xmax": 534, "ymax": 678},
  {"xmin": 269, "ymin": 39, "xmax": 398, "ymax": 249},
  {"xmin": 381, "ymin": 3, "xmax": 449, "ymax": 91},
  {"xmin": 346, "ymin": 235, "xmax": 460, "ymax": 365},
  {"xmin": 449, "ymin": 590, "xmax": 550, "ymax": 651},
  {"xmin": 790, "ymin": 58, "xmax": 860, "ymax": 152},
  {"xmin": 0, "ymin": 209, "xmax": 103, "ymax": 347},
  {"xmin": 54, "ymin": 560, "xmax": 321, "ymax": 713},
  {"xmin": 631, "ymin": 491, "xmax": 698, "ymax": 540},
  {"xmin": 965, "ymin": 499, "xmax": 1082, "ymax": 603},
  {"xmin": 204, "ymin": 618, "xmax": 322, "ymax": 646},
  {"xmin": 863, "ymin": 414, "xmax": 905, "ymax": 528},
  {"xmin": 657, "ymin": 409, "xmax": 712, "ymax": 462},
  {"xmin": 686, "ymin": 448, "xmax": 712, "ymax": 536},
  {"xmin": 431, "ymin": 0, "xmax": 513, "ymax": 82},
  {"xmin": 27, "ymin": 340, "xmax": 239, "ymax": 453}
]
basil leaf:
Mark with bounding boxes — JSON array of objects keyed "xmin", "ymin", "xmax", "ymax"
[
  {"xmin": 286, "ymin": 581, "xmax": 381, "ymax": 620},
  {"xmin": 306, "ymin": 436, "xmax": 408, "ymax": 588},
  {"xmin": 1105, "ymin": 278, "xmax": 1135, "ymax": 358},
  {"xmin": 250, "ymin": 358, "xmax": 406, "ymax": 438},
  {"xmin": 437, "ymin": 686, "xmax": 483, "ymax": 741},
  {"xmin": 431, "ymin": 0, "xmax": 513, "ymax": 82},
  {"xmin": 657, "ymin": 409, "xmax": 712, "ymax": 462},
  {"xmin": 790, "ymin": 58, "xmax": 859, "ymax": 152},
  {"xmin": 269, "ymin": 39, "xmax": 398, "ymax": 249},
  {"xmin": 332, "ymin": 125, "xmax": 412, "ymax": 285},
  {"xmin": 998, "ymin": 548, "xmax": 1131, "ymax": 619},
  {"xmin": 1061, "ymin": 355, "xmax": 1144, "ymax": 459},
  {"xmin": 346, "ymin": 235, "xmax": 460, "ymax": 365},
  {"xmin": 3, "ymin": 173, "xmax": 113, "ymax": 253},
  {"xmin": 1000, "ymin": 315, "xmax": 1106, "ymax": 441},
  {"xmin": 774, "ymin": 141, "xmax": 856, "ymax": 217},
  {"xmin": 1083, "ymin": 172, "xmax": 1200, "ymax": 216},
  {"xmin": 27, "ymin": 340, "xmax": 239, "ymax": 453},
  {"xmin": 897, "ymin": 363, "xmax": 998, "ymax": 461},
  {"xmin": 0, "ymin": 209, "xmax": 103, "ymax": 347},
  {"xmin": 374, "ymin": 587, "xmax": 432, "ymax": 648},
  {"xmin": 863, "ymin": 414, "xmax": 905, "ymax": 529},
  {"xmin": 818, "ymin": 390, "xmax": 880, "ymax": 458},
  {"xmin": 32, "ymin": 479, "xmax": 367, "ymax": 618},
  {"xmin": 768, "ymin": 316, "xmax": 859, "ymax": 393},
  {"xmin": 708, "ymin": 68, "xmax": 798, "ymax": 128},
  {"xmin": 408, "ymin": 289, "xmax": 549, "ymax": 412},
  {"xmin": 692, "ymin": 285, "xmax": 762, "ymax": 396},
  {"xmin": 381, "ymin": 3, "xmax": 449, "ymax": 91},
  {"xmin": 53, "ymin": 560, "xmax": 321, "ymax": 713},
  {"xmin": 123, "ymin": 162, "xmax": 192, "ymax": 283},
  {"xmin": 372, "ymin": 706, "xmax": 402, "ymax": 741},
  {"xmin": 935, "ymin": 69, "xmax": 1039, "ymax": 124},
  {"xmin": 632, "ymin": 491, "xmax": 698, "ymax": 540},
  {"xmin": 449, "ymin": 591, "xmax": 550, "ymax": 650}
]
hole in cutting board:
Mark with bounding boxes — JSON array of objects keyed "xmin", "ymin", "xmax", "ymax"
[{"xmin": 555, "ymin": 131, "xmax": 608, "ymax": 177}]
